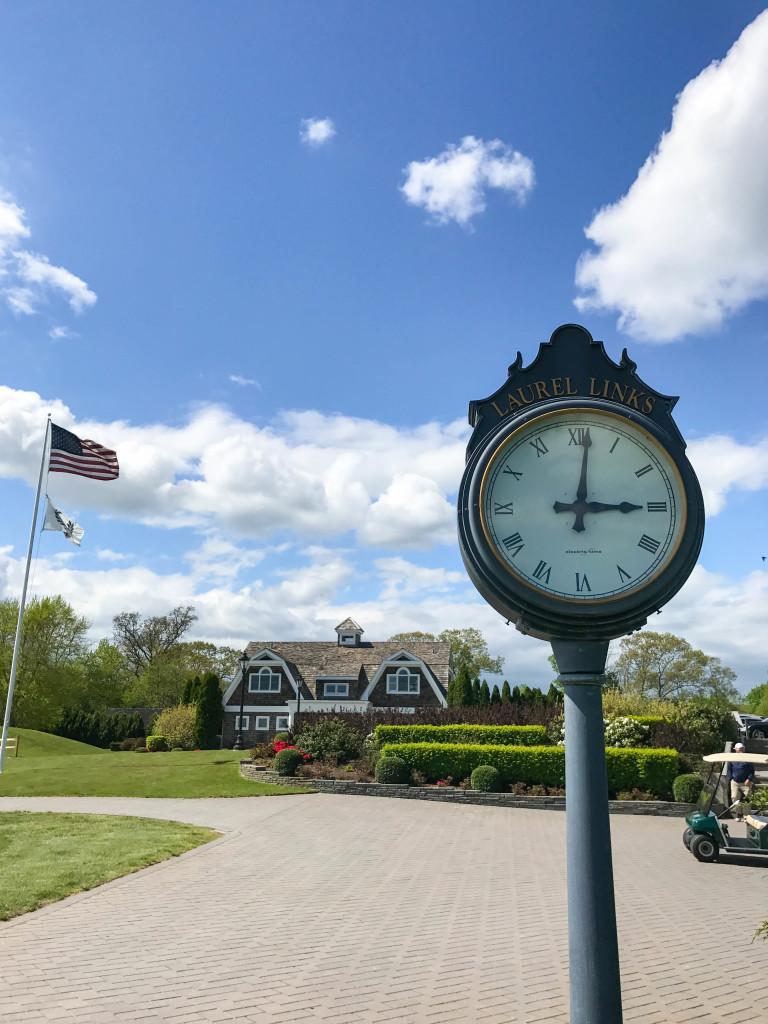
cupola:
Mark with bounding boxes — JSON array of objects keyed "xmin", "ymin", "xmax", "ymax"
[{"xmin": 335, "ymin": 617, "xmax": 364, "ymax": 647}]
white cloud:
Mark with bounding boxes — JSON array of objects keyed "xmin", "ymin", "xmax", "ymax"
[
  {"xmin": 688, "ymin": 434, "xmax": 768, "ymax": 515},
  {"xmin": 375, "ymin": 556, "xmax": 465, "ymax": 599},
  {"xmin": 300, "ymin": 117, "xmax": 336, "ymax": 147},
  {"xmin": 184, "ymin": 536, "xmax": 265, "ymax": 583},
  {"xmin": 0, "ymin": 188, "xmax": 97, "ymax": 319},
  {"xmin": 575, "ymin": 10, "xmax": 768, "ymax": 341},
  {"xmin": 14, "ymin": 251, "xmax": 96, "ymax": 313},
  {"xmin": 96, "ymin": 548, "xmax": 130, "ymax": 562},
  {"xmin": 400, "ymin": 136, "xmax": 535, "ymax": 226},
  {"xmin": 0, "ymin": 385, "xmax": 468, "ymax": 549},
  {"xmin": 229, "ymin": 374, "xmax": 261, "ymax": 389},
  {"xmin": 48, "ymin": 325, "xmax": 75, "ymax": 341}
]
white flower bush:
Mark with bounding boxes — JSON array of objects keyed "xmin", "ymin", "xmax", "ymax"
[{"xmin": 551, "ymin": 715, "xmax": 650, "ymax": 748}]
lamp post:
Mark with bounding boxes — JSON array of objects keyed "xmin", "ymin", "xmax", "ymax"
[{"xmin": 233, "ymin": 650, "xmax": 249, "ymax": 751}]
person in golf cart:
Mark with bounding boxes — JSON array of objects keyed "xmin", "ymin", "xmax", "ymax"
[{"xmin": 727, "ymin": 742, "xmax": 755, "ymax": 820}]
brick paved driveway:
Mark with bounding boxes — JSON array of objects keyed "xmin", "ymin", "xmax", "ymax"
[{"xmin": 0, "ymin": 793, "xmax": 766, "ymax": 1023}]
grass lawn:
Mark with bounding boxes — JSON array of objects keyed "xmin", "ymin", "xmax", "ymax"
[
  {"xmin": 0, "ymin": 811, "xmax": 219, "ymax": 919},
  {"xmin": 0, "ymin": 734, "xmax": 314, "ymax": 798}
]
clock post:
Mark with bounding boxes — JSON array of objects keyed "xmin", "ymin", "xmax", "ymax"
[{"xmin": 457, "ymin": 325, "xmax": 704, "ymax": 1024}]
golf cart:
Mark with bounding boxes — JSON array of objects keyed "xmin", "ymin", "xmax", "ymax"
[{"xmin": 684, "ymin": 752, "xmax": 768, "ymax": 863}]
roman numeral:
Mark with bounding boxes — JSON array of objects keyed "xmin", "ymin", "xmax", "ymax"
[
  {"xmin": 617, "ymin": 565, "xmax": 632, "ymax": 583},
  {"xmin": 529, "ymin": 437, "xmax": 549, "ymax": 457},
  {"xmin": 494, "ymin": 501, "xmax": 514, "ymax": 515},
  {"xmin": 609, "ymin": 437, "xmax": 619, "ymax": 454},
  {"xmin": 635, "ymin": 464, "xmax": 653, "ymax": 478},
  {"xmin": 647, "ymin": 502, "xmax": 667, "ymax": 512},
  {"xmin": 568, "ymin": 428, "xmax": 588, "ymax": 446},
  {"xmin": 638, "ymin": 534, "xmax": 661, "ymax": 554},
  {"xmin": 502, "ymin": 533, "xmax": 524, "ymax": 557},
  {"xmin": 503, "ymin": 467, "xmax": 523, "ymax": 480},
  {"xmin": 575, "ymin": 573, "xmax": 591, "ymax": 593},
  {"xmin": 532, "ymin": 560, "xmax": 551, "ymax": 583}
]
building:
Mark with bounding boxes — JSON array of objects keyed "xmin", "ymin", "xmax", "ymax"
[{"xmin": 221, "ymin": 618, "xmax": 452, "ymax": 746}]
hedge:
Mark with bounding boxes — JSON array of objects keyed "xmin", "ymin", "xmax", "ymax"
[
  {"xmin": 374, "ymin": 724, "xmax": 548, "ymax": 747},
  {"xmin": 380, "ymin": 742, "xmax": 679, "ymax": 796}
]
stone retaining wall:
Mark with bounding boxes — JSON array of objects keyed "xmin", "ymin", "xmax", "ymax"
[{"xmin": 241, "ymin": 763, "xmax": 693, "ymax": 816}]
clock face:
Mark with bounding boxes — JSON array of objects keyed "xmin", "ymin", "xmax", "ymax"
[{"xmin": 480, "ymin": 407, "xmax": 687, "ymax": 602}]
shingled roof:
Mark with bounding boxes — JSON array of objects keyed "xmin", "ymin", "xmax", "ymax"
[{"xmin": 244, "ymin": 638, "xmax": 452, "ymax": 695}]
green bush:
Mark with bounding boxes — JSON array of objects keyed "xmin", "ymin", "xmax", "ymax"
[
  {"xmin": 171, "ymin": 747, "xmax": 185, "ymax": 752},
  {"xmin": 109, "ymin": 741, "xmax": 122, "ymax": 752},
  {"xmin": 152, "ymin": 705, "xmax": 196, "ymax": 750},
  {"xmin": 120, "ymin": 736, "xmax": 146, "ymax": 751},
  {"xmin": 374, "ymin": 724, "xmax": 548, "ymax": 747},
  {"xmin": 296, "ymin": 717, "xmax": 364, "ymax": 763},
  {"xmin": 673, "ymin": 773, "xmax": 703, "ymax": 803},
  {"xmin": 471, "ymin": 765, "xmax": 502, "ymax": 792},
  {"xmin": 134, "ymin": 746, "xmax": 149, "ymax": 753},
  {"xmin": 273, "ymin": 747, "xmax": 305, "ymax": 776},
  {"xmin": 375, "ymin": 755, "xmax": 411, "ymax": 784},
  {"xmin": 273, "ymin": 732, "xmax": 292, "ymax": 744},
  {"xmin": 146, "ymin": 735, "xmax": 168, "ymax": 752},
  {"xmin": 381, "ymin": 742, "xmax": 679, "ymax": 796}
]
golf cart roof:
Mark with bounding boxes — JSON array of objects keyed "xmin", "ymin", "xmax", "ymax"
[{"xmin": 703, "ymin": 752, "xmax": 768, "ymax": 764}]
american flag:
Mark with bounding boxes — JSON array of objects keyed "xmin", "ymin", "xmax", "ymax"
[{"xmin": 49, "ymin": 423, "xmax": 119, "ymax": 481}]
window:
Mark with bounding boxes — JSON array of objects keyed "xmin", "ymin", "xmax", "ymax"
[
  {"xmin": 249, "ymin": 667, "xmax": 281, "ymax": 693},
  {"xmin": 386, "ymin": 667, "xmax": 420, "ymax": 695},
  {"xmin": 235, "ymin": 715, "xmax": 249, "ymax": 730},
  {"xmin": 324, "ymin": 681, "xmax": 349, "ymax": 697},
  {"xmin": 340, "ymin": 633, "xmax": 356, "ymax": 646},
  {"xmin": 254, "ymin": 716, "xmax": 269, "ymax": 731},
  {"xmin": 276, "ymin": 716, "xmax": 289, "ymax": 731}
]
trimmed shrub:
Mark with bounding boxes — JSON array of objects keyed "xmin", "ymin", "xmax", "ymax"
[
  {"xmin": 146, "ymin": 735, "xmax": 168, "ymax": 752},
  {"xmin": 374, "ymin": 724, "xmax": 548, "ymax": 747},
  {"xmin": 153, "ymin": 705, "xmax": 196, "ymax": 750},
  {"xmin": 375, "ymin": 755, "xmax": 411, "ymax": 785},
  {"xmin": 134, "ymin": 746, "xmax": 149, "ymax": 753},
  {"xmin": 296, "ymin": 717, "xmax": 364, "ymax": 763},
  {"xmin": 381, "ymin": 742, "xmax": 679, "ymax": 797},
  {"xmin": 194, "ymin": 674, "xmax": 223, "ymax": 749},
  {"xmin": 273, "ymin": 732, "xmax": 292, "ymax": 744},
  {"xmin": 53, "ymin": 709, "xmax": 146, "ymax": 748},
  {"xmin": 171, "ymin": 747, "xmax": 185, "ymax": 752},
  {"xmin": 109, "ymin": 741, "xmax": 122, "ymax": 752},
  {"xmin": 673, "ymin": 773, "xmax": 703, "ymax": 804},
  {"xmin": 273, "ymin": 747, "xmax": 305, "ymax": 776},
  {"xmin": 471, "ymin": 765, "xmax": 502, "ymax": 792}
]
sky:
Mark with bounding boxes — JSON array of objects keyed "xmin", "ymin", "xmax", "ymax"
[{"xmin": 0, "ymin": 1, "xmax": 767, "ymax": 691}]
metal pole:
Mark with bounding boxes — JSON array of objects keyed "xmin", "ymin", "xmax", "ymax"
[
  {"xmin": 233, "ymin": 652, "xmax": 247, "ymax": 751},
  {"xmin": 1, "ymin": 417, "xmax": 51, "ymax": 773},
  {"xmin": 551, "ymin": 638, "xmax": 622, "ymax": 1024}
]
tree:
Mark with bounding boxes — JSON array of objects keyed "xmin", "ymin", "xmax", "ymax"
[
  {"xmin": 501, "ymin": 680, "xmax": 512, "ymax": 704},
  {"xmin": 744, "ymin": 684, "xmax": 768, "ymax": 716},
  {"xmin": 511, "ymin": 685, "xmax": 521, "ymax": 704},
  {"xmin": 81, "ymin": 640, "xmax": 132, "ymax": 711},
  {"xmin": 194, "ymin": 674, "xmax": 223, "ymax": 749},
  {"xmin": 612, "ymin": 631, "xmax": 737, "ymax": 702},
  {"xmin": 479, "ymin": 680, "xmax": 491, "ymax": 708},
  {"xmin": 175, "ymin": 641, "xmax": 241, "ymax": 682},
  {"xmin": 436, "ymin": 628, "xmax": 504, "ymax": 677},
  {"xmin": 490, "ymin": 683, "xmax": 501, "ymax": 705},
  {"xmin": 448, "ymin": 665, "xmax": 473, "ymax": 707},
  {"xmin": 112, "ymin": 606, "xmax": 198, "ymax": 677},
  {"xmin": 388, "ymin": 631, "xmax": 437, "ymax": 645},
  {"xmin": 472, "ymin": 678, "xmax": 481, "ymax": 705},
  {"xmin": 0, "ymin": 596, "xmax": 91, "ymax": 729}
]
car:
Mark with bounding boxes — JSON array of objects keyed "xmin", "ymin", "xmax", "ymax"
[
  {"xmin": 733, "ymin": 712, "xmax": 764, "ymax": 735},
  {"xmin": 746, "ymin": 718, "xmax": 768, "ymax": 740}
]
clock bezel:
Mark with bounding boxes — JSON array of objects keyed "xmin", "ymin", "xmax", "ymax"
[
  {"xmin": 478, "ymin": 405, "xmax": 688, "ymax": 605},
  {"xmin": 458, "ymin": 397, "xmax": 704, "ymax": 641}
]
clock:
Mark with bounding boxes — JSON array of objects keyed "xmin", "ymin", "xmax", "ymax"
[{"xmin": 458, "ymin": 398, "xmax": 704, "ymax": 641}]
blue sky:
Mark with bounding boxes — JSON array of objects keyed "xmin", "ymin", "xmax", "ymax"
[{"xmin": 0, "ymin": 2, "xmax": 767, "ymax": 689}]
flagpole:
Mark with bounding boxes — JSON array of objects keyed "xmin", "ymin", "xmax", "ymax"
[{"xmin": 0, "ymin": 416, "xmax": 51, "ymax": 773}]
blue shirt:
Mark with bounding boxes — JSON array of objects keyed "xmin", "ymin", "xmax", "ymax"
[{"xmin": 727, "ymin": 761, "xmax": 755, "ymax": 784}]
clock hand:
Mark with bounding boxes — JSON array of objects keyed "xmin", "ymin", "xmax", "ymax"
[
  {"xmin": 575, "ymin": 429, "xmax": 592, "ymax": 503},
  {"xmin": 585, "ymin": 501, "xmax": 642, "ymax": 514}
]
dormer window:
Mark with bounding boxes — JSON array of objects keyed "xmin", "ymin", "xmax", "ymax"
[
  {"xmin": 249, "ymin": 667, "xmax": 281, "ymax": 693},
  {"xmin": 334, "ymin": 617, "xmax": 364, "ymax": 647},
  {"xmin": 386, "ymin": 667, "xmax": 420, "ymax": 695}
]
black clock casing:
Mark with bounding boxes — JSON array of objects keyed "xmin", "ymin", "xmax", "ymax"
[{"xmin": 457, "ymin": 325, "xmax": 705, "ymax": 641}]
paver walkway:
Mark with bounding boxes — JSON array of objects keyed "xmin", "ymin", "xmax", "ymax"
[{"xmin": 0, "ymin": 794, "xmax": 765, "ymax": 1023}]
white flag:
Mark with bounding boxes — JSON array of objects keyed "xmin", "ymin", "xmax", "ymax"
[{"xmin": 43, "ymin": 496, "xmax": 84, "ymax": 547}]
